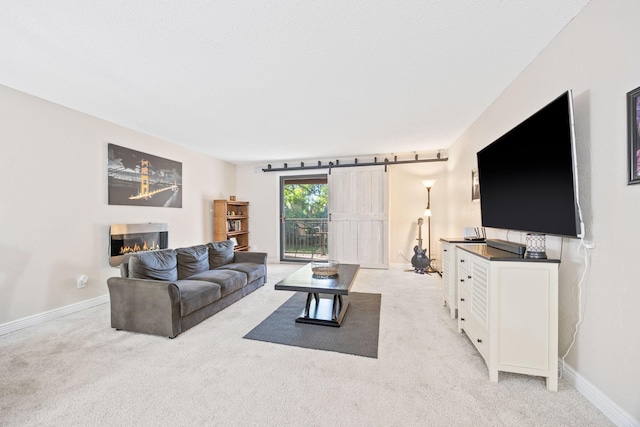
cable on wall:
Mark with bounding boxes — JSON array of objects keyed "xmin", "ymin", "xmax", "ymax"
[
  {"xmin": 560, "ymin": 235, "xmax": 591, "ymax": 379},
  {"xmin": 559, "ymin": 177, "xmax": 590, "ymax": 379}
]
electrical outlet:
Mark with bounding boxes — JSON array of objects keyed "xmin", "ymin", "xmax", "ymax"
[{"xmin": 76, "ymin": 274, "xmax": 88, "ymax": 289}]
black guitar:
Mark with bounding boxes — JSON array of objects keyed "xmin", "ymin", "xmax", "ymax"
[
  {"xmin": 411, "ymin": 245, "xmax": 430, "ymax": 274},
  {"xmin": 411, "ymin": 217, "xmax": 430, "ymax": 274}
]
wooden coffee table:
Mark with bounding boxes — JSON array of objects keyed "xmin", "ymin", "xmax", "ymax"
[{"xmin": 274, "ymin": 263, "xmax": 360, "ymax": 327}]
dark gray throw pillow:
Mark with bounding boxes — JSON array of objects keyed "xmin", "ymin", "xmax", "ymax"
[
  {"xmin": 128, "ymin": 249, "xmax": 178, "ymax": 281},
  {"xmin": 207, "ymin": 240, "xmax": 235, "ymax": 269},
  {"xmin": 176, "ymin": 245, "xmax": 209, "ymax": 280}
]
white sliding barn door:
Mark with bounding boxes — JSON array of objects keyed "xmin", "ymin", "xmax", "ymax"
[{"xmin": 328, "ymin": 167, "xmax": 389, "ymax": 269}]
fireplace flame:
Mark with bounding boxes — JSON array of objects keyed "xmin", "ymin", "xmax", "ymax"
[{"xmin": 119, "ymin": 239, "xmax": 160, "ymax": 255}]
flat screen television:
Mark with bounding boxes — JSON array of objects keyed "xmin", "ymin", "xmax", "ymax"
[{"xmin": 476, "ymin": 90, "xmax": 583, "ymax": 238}]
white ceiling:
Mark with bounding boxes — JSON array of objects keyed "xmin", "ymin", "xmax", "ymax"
[{"xmin": 0, "ymin": 1, "xmax": 589, "ymax": 165}]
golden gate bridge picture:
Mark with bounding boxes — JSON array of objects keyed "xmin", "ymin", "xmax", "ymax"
[
  {"xmin": 126, "ymin": 159, "xmax": 179, "ymax": 201},
  {"xmin": 108, "ymin": 143, "xmax": 182, "ymax": 208}
]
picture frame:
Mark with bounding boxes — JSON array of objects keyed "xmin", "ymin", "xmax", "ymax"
[
  {"xmin": 107, "ymin": 143, "xmax": 183, "ymax": 207},
  {"xmin": 471, "ymin": 168, "xmax": 480, "ymax": 201},
  {"xmin": 627, "ymin": 86, "xmax": 640, "ymax": 184}
]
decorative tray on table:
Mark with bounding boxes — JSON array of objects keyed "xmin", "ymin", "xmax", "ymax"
[{"xmin": 311, "ymin": 260, "xmax": 339, "ymax": 278}]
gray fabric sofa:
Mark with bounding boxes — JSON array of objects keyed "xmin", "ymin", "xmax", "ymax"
[{"xmin": 107, "ymin": 240, "xmax": 267, "ymax": 338}]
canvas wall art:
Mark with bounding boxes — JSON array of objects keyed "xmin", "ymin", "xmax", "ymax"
[
  {"xmin": 108, "ymin": 143, "xmax": 183, "ymax": 207},
  {"xmin": 627, "ymin": 86, "xmax": 640, "ymax": 185},
  {"xmin": 471, "ymin": 168, "xmax": 480, "ymax": 201}
]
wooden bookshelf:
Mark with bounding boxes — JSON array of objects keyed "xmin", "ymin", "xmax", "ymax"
[{"xmin": 213, "ymin": 200, "xmax": 249, "ymax": 251}]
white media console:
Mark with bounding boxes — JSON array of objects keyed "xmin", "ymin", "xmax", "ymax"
[
  {"xmin": 441, "ymin": 238, "xmax": 560, "ymax": 391},
  {"xmin": 440, "ymin": 238, "xmax": 480, "ymax": 319}
]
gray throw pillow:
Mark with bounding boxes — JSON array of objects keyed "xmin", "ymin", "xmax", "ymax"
[
  {"xmin": 128, "ymin": 249, "xmax": 178, "ymax": 281},
  {"xmin": 207, "ymin": 240, "xmax": 235, "ymax": 269},
  {"xmin": 176, "ymin": 245, "xmax": 210, "ymax": 280}
]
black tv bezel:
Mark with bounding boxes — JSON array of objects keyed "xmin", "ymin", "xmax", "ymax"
[{"xmin": 476, "ymin": 90, "xmax": 583, "ymax": 238}]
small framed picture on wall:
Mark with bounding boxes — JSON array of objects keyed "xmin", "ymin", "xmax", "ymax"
[
  {"xmin": 627, "ymin": 85, "xmax": 640, "ymax": 184},
  {"xmin": 471, "ymin": 168, "xmax": 480, "ymax": 201}
]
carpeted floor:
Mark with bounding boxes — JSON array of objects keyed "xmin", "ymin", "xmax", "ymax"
[
  {"xmin": 0, "ymin": 263, "xmax": 613, "ymax": 426},
  {"xmin": 244, "ymin": 291, "xmax": 381, "ymax": 358}
]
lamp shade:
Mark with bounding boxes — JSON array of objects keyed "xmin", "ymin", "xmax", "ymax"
[
  {"xmin": 423, "ymin": 208, "xmax": 432, "ymax": 217},
  {"xmin": 422, "ymin": 179, "xmax": 436, "ymax": 188}
]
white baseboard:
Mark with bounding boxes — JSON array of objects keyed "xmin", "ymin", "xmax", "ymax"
[
  {"xmin": 560, "ymin": 360, "xmax": 639, "ymax": 427},
  {"xmin": 0, "ymin": 294, "xmax": 110, "ymax": 337}
]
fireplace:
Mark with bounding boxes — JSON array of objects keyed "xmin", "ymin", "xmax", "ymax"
[{"xmin": 109, "ymin": 223, "xmax": 169, "ymax": 267}]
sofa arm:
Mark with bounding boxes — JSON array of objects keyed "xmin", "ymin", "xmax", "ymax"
[
  {"xmin": 107, "ymin": 277, "xmax": 182, "ymax": 338},
  {"xmin": 233, "ymin": 251, "xmax": 268, "ymax": 281},
  {"xmin": 234, "ymin": 251, "xmax": 267, "ymax": 265}
]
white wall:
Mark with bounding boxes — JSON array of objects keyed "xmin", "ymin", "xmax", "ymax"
[
  {"xmin": 0, "ymin": 84, "xmax": 236, "ymax": 325},
  {"xmin": 236, "ymin": 165, "xmax": 291, "ymax": 259},
  {"xmin": 445, "ymin": 0, "xmax": 639, "ymax": 422}
]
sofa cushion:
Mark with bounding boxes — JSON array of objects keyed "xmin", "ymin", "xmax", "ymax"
[
  {"xmin": 128, "ymin": 249, "xmax": 178, "ymax": 281},
  {"xmin": 174, "ymin": 280, "xmax": 222, "ymax": 316},
  {"xmin": 187, "ymin": 269, "xmax": 247, "ymax": 297},
  {"xmin": 207, "ymin": 240, "xmax": 235, "ymax": 269},
  {"xmin": 176, "ymin": 245, "xmax": 210, "ymax": 280},
  {"xmin": 219, "ymin": 263, "xmax": 266, "ymax": 284}
]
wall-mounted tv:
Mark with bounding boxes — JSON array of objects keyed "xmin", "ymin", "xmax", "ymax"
[{"xmin": 476, "ymin": 90, "xmax": 583, "ymax": 238}]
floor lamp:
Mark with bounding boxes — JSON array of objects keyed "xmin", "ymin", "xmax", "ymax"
[{"xmin": 422, "ymin": 180, "xmax": 437, "ymax": 274}]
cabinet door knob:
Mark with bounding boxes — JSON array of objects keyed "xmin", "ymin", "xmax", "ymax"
[
  {"xmin": 460, "ymin": 317, "xmax": 465, "ymax": 321},
  {"xmin": 460, "ymin": 298, "xmax": 465, "ymax": 301},
  {"xmin": 468, "ymin": 275, "xmax": 472, "ymax": 279},
  {"xmin": 460, "ymin": 279, "xmax": 464, "ymax": 283},
  {"xmin": 444, "ymin": 249, "xmax": 448, "ymax": 252},
  {"xmin": 460, "ymin": 259, "xmax": 465, "ymax": 263},
  {"xmin": 477, "ymin": 339, "xmax": 482, "ymax": 343}
]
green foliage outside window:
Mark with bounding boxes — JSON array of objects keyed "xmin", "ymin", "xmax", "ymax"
[{"xmin": 283, "ymin": 184, "xmax": 328, "ymax": 219}]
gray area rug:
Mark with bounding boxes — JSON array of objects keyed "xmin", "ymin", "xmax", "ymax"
[{"xmin": 244, "ymin": 292, "xmax": 381, "ymax": 358}]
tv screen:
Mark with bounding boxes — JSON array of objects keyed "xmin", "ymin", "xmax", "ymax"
[{"xmin": 476, "ymin": 91, "xmax": 582, "ymax": 238}]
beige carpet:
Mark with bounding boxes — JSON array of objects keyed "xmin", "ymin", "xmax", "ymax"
[{"xmin": 0, "ymin": 264, "xmax": 613, "ymax": 426}]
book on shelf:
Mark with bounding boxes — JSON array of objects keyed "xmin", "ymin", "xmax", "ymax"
[{"xmin": 227, "ymin": 220, "xmax": 241, "ymax": 232}]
